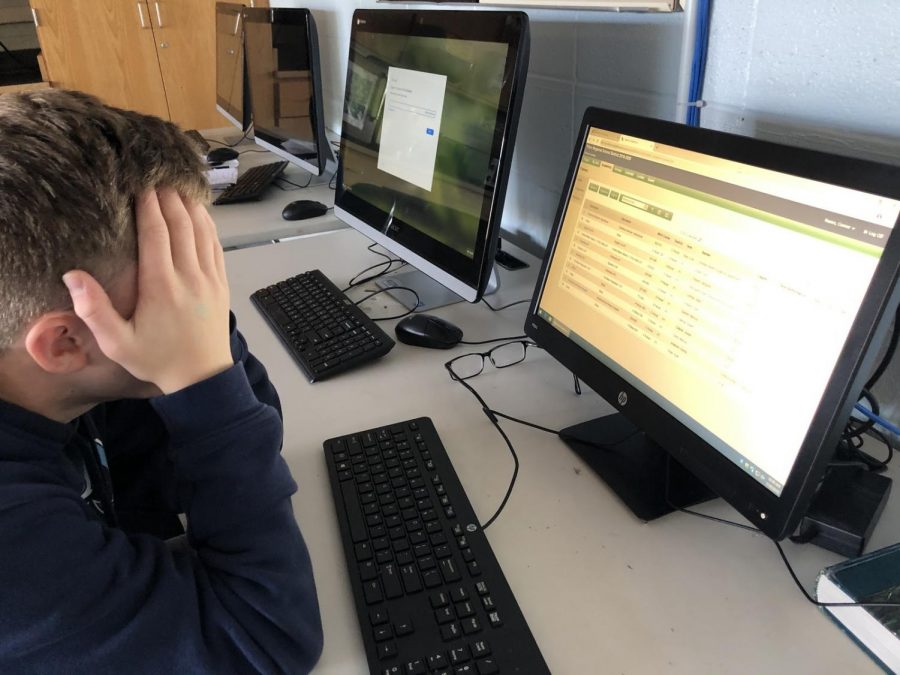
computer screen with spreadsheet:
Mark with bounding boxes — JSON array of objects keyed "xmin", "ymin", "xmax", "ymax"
[{"xmin": 526, "ymin": 107, "xmax": 900, "ymax": 540}]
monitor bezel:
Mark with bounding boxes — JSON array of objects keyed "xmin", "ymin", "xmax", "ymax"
[
  {"xmin": 215, "ymin": 2, "xmax": 250, "ymax": 132},
  {"xmin": 242, "ymin": 7, "xmax": 332, "ymax": 176},
  {"xmin": 333, "ymin": 9, "xmax": 530, "ymax": 303},
  {"xmin": 525, "ymin": 106, "xmax": 900, "ymax": 540}
]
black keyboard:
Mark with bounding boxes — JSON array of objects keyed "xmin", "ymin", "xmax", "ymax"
[
  {"xmin": 213, "ymin": 160, "xmax": 289, "ymax": 205},
  {"xmin": 251, "ymin": 269, "xmax": 394, "ymax": 382},
  {"xmin": 324, "ymin": 417, "xmax": 550, "ymax": 674}
]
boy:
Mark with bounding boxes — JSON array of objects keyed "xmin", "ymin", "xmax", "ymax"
[{"xmin": 0, "ymin": 90, "xmax": 322, "ymax": 672}]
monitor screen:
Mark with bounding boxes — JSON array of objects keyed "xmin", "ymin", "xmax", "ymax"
[
  {"xmin": 526, "ymin": 106, "xmax": 900, "ymax": 540},
  {"xmin": 334, "ymin": 9, "xmax": 530, "ymax": 304},
  {"xmin": 215, "ymin": 2, "xmax": 249, "ymax": 131},
  {"xmin": 243, "ymin": 7, "xmax": 332, "ymax": 176}
]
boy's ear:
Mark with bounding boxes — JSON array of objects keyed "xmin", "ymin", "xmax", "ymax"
[{"xmin": 23, "ymin": 311, "xmax": 93, "ymax": 374}]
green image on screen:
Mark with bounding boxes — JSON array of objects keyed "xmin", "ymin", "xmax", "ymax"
[{"xmin": 342, "ymin": 33, "xmax": 510, "ymax": 258}]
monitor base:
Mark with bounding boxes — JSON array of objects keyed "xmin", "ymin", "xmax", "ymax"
[
  {"xmin": 559, "ymin": 413, "xmax": 716, "ymax": 522},
  {"xmin": 375, "ymin": 266, "xmax": 500, "ymax": 312}
]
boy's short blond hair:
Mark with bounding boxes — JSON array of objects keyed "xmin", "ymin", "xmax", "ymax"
[{"xmin": 0, "ymin": 89, "xmax": 210, "ymax": 350}]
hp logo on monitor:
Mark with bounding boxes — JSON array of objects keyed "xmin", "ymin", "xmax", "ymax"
[{"xmin": 618, "ymin": 391, "xmax": 628, "ymax": 406}]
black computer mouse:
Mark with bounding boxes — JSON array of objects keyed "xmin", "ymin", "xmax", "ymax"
[
  {"xmin": 206, "ymin": 147, "xmax": 239, "ymax": 164},
  {"xmin": 394, "ymin": 313, "xmax": 463, "ymax": 349},
  {"xmin": 282, "ymin": 200, "xmax": 329, "ymax": 221}
]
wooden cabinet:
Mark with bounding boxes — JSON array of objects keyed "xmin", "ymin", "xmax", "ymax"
[{"xmin": 28, "ymin": 0, "xmax": 270, "ymax": 129}]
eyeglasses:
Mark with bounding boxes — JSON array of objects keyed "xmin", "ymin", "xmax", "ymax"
[{"xmin": 444, "ymin": 340, "xmax": 537, "ymax": 381}]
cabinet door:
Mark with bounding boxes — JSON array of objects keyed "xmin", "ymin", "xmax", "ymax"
[
  {"xmin": 30, "ymin": 0, "xmax": 170, "ymax": 120},
  {"xmin": 148, "ymin": 0, "xmax": 227, "ymax": 129}
]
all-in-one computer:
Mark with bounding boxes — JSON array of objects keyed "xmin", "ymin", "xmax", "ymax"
[{"xmin": 526, "ymin": 107, "xmax": 900, "ymax": 546}]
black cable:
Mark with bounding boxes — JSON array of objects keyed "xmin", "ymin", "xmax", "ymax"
[
  {"xmin": 773, "ymin": 539, "xmax": 900, "ymax": 609},
  {"xmin": 274, "ymin": 174, "xmax": 313, "ymax": 190},
  {"xmin": 664, "ymin": 464, "xmax": 900, "ymax": 609},
  {"xmin": 206, "ymin": 126, "xmax": 253, "ymax": 148},
  {"xmin": 481, "ymin": 297, "xmax": 530, "ymax": 312},
  {"xmin": 446, "ymin": 373, "xmax": 519, "ymax": 531},
  {"xmin": 341, "ymin": 245, "xmax": 408, "ymax": 292},
  {"xmin": 489, "ymin": 410, "xmax": 559, "ymax": 435},
  {"xmin": 839, "ymin": 389, "xmax": 893, "ymax": 469},
  {"xmin": 459, "ymin": 334, "xmax": 527, "ymax": 346},
  {"xmin": 843, "ymin": 389, "xmax": 879, "ymax": 441},
  {"xmin": 329, "ymin": 171, "xmax": 337, "ymax": 190}
]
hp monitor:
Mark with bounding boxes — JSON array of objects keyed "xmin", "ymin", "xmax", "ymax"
[
  {"xmin": 215, "ymin": 2, "xmax": 250, "ymax": 131},
  {"xmin": 334, "ymin": 9, "xmax": 530, "ymax": 309},
  {"xmin": 243, "ymin": 7, "xmax": 332, "ymax": 176},
  {"xmin": 525, "ymin": 107, "xmax": 900, "ymax": 541}
]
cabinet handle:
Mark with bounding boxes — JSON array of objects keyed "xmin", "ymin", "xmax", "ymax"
[
  {"xmin": 233, "ymin": 12, "xmax": 241, "ymax": 35},
  {"xmin": 154, "ymin": 1, "xmax": 164, "ymax": 28},
  {"xmin": 136, "ymin": 2, "xmax": 148, "ymax": 29},
  {"xmin": 31, "ymin": 7, "xmax": 40, "ymax": 27}
]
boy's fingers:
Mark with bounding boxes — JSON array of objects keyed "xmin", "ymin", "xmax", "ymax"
[
  {"xmin": 136, "ymin": 190, "xmax": 174, "ymax": 283},
  {"xmin": 62, "ymin": 271, "xmax": 130, "ymax": 359},
  {"xmin": 157, "ymin": 188, "xmax": 198, "ymax": 273},
  {"xmin": 186, "ymin": 199, "xmax": 217, "ymax": 273}
]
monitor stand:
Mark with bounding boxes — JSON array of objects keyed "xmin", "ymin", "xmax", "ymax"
[
  {"xmin": 559, "ymin": 413, "xmax": 715, "ymax": 521},
  {"xmin": 375, "ymin": 265, "xmax": 501, "ymax": 312}
]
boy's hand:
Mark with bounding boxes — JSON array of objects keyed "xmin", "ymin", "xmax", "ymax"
[{"xmin": 64, "ymin": 189, "xmax": 233, "ymax": 395}]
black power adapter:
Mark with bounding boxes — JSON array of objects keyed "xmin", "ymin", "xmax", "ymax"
[{"xmin": 792, "ymin": 465, "xmax": 892, "ymax": 557}]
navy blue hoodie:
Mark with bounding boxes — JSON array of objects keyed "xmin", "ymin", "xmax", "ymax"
[{"xmin": 0, "ymin": 318, "xmax": 323, "ymax": 673}]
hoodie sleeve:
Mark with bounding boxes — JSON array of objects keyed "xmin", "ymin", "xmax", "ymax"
[
  {"xmin": 1, "ymin": 362, "xmax": 323, "ymax": 674},
  {"xmin": 103, "ymin": 313, "xmax": 282, "ymax": 534}
]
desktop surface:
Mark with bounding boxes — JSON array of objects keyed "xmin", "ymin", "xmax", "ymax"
[
  {"xmin": 201, "ymin": 127, "xmax": 344, "ymax": 248},
  {"xmin": 225, "ymin": 228, "xmax": 894, "ymax": 674}
]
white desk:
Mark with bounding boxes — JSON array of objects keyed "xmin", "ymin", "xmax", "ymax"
[
  {"xmin": 200, "ymin": 128, "xmax": 346, "ymax": 249},
  {"xmin": 225, "ymin": 228, "xmax": 895, "ymax": 674}
]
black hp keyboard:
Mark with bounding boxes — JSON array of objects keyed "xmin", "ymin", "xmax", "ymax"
[
  {"xmin": 251, "ymin": 269, "xmax": 394, "ymax": 382},
  {"xmin": 213, "ymin": 160, "xmax": 289, "ymax": 205},
  {"xmin": 324, "ymin": 417, "xmax": 549, "ymax": 674}
]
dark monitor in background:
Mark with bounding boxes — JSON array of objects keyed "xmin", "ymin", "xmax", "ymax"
[
  {"xmin": 526, "ymin": 106, "xmax": 900, "ymax": 544},
  {"xmin": 215, "ymin": 2, "xmax": 251, "ymax": 132},
  {"xmin": 243, "ymin": 7, "xmax": 333, "ymax": 176},
  {"xmin": 334, "ymin": 9, "xmax": 530, "ymax": 309}
]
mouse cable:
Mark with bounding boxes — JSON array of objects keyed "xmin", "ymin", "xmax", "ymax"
[
  {"xmin": 274, "ymin": 174, "xmax": 313, "ymax": 190},
  {"xmin": 481, "ymin": 297, "xmax": 530, "ymax": 312},
  {"xmin": 351, "ymin": 286, "xmax": 421, "ymax": 321}
]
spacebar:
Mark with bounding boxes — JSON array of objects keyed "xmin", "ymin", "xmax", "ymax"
[{"xmin": 340, "ymin": 481, "xmax": 368, "ymax": 543}]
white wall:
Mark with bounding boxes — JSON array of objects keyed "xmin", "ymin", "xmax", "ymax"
[{"xmin": 702, "ymin": 0, "xmax": 900, "ymax": 165}]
